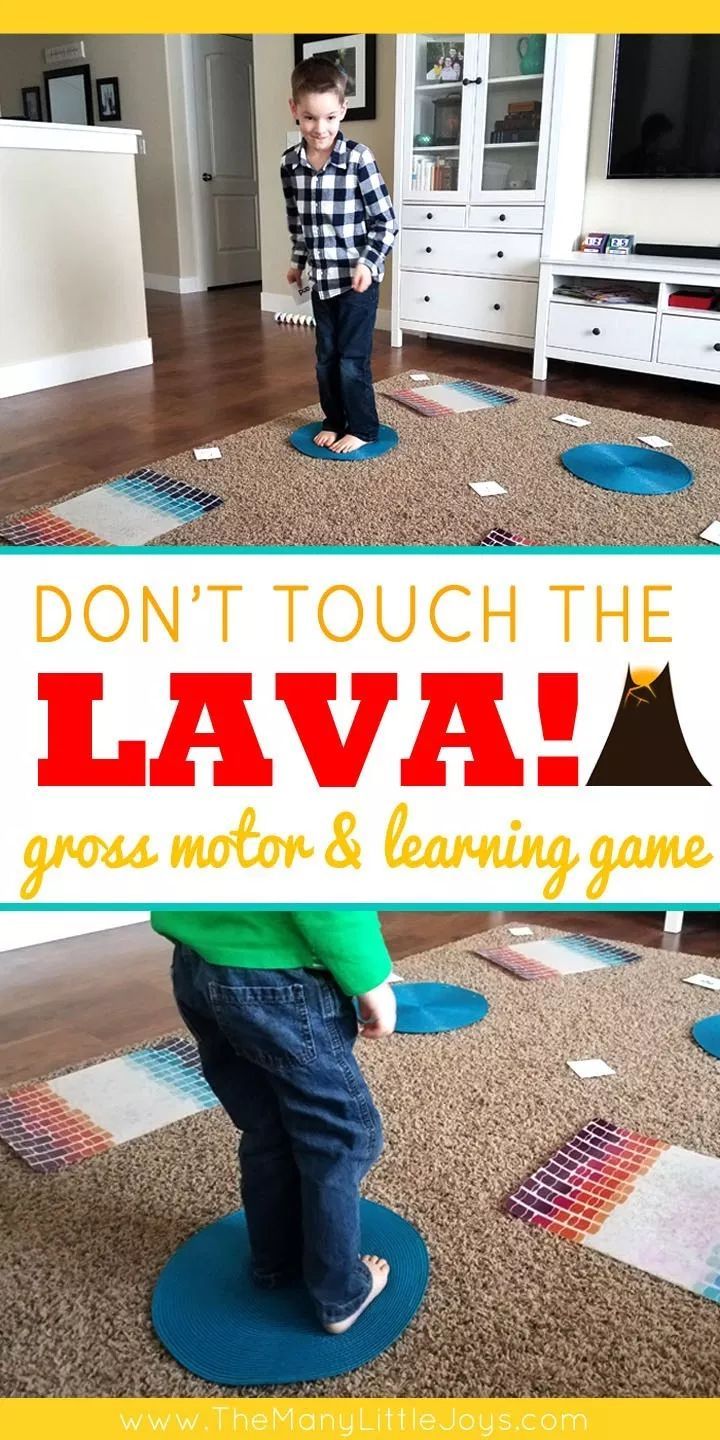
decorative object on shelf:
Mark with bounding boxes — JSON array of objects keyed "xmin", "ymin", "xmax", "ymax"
[
  {"xmin": 43, "ymin": 63, "xmax": 93, "ymax": 126},
  {"xmin": 580, "ymin": 232, "xmax": 609, "ymax": 253},
  {"xmin": 96, "ymin": 76, "xmax": 121, "ymax": 123},
  {"xmin": 293, "ymin": 34, "xmax": 376, "ymax": 120},
  {"xmin": 425, "ymin": 41, "xmax": 464, "ymax": 83},
  {"xmin": 668, "ymin": 290, "xmax": 720, "ymax": 311},
  {"xmin": 414, "ymin": 132, "xmax": 434, "ymax": 147},
  {"xmin": 517, "ymin": 34, "xmax": 546, "ymax": 75},
  {"xmin": 21, "ymin": 86, "xmax": 42, "ymax": 121},
  {"xmin": 490, "ymin": 98, "xmax": 541, "ymax": 144},
  {"xmin": 432, "ymin": 92, "xmax": 461, "ymax": 144},
  {"xmin": 606, "ymin": 233, "xmax": 635, "ymax": 256}
]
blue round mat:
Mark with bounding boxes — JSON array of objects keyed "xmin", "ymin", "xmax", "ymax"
[
  {"xmin": 394, "ymin": 981, "xmax": 489, "ymax": 1034},
  {"xmin": 289, "ymin": 422, "xmax": 398, "ymax": 461},
  {"xmin": 152, "ymin": 1199, "xmax": 429, "ymax": 1385},
  {"xmin": 692, "ymin": 1014, "xmax": 720, "ymax": 1061},
  {"xmin": 561, "ymin": 443, "xmax": 693, "ymax": 495}
]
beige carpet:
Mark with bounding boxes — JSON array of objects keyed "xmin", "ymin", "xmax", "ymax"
[
  {"xmin": 5, "ymin": 372, "xmax": 720, "ymax": 547},
  {"xmin": 3, "ymin": 924, "xmax": 720, "ymax": 1399}
]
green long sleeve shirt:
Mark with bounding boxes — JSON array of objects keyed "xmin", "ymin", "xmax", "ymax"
[{"xmin": 150, "ymin": 910, "xmax": 392, "ymax": 997}]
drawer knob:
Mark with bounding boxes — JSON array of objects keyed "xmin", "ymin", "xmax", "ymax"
[
  {"xmin": 426, "ymin": 246, "xmax": 432, "ymax": 253},
  {"xmin": 497, "ymin": 250, "xmax": 504, "ymax": 258},
  {"xmin": 462, "ymin": 77, "xmax": 471, "ymax": 86},
  {"xmin": 426, "ymin": 211, "xmax": 433, "ymax": 220},
  {"xmin": 493, "ymin": 303, "xmax": 501, "ymax": 311},
  {"xmin": 499, "ymin": 213, "xmax": 506, "ymax": 222},
  {"xmin": 592, "ymin": 327, "xmax": 601, "ymax": 336},
  {"xmin": 424, "ymin": 295, "xmax": 431, "ymax": 302},
  {"xmin": 714, "ymin": 343, "xmax": 720, "ymax": 353}
]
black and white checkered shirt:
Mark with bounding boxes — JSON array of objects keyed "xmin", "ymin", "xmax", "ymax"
[{"xmin": 281, "ymin": 132, "xmax": 397, "ymax": 300}]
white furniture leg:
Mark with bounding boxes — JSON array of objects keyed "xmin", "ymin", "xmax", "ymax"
[{"xmin": 663, "ymin": 910, "xmax": 684, "ymax": 934}]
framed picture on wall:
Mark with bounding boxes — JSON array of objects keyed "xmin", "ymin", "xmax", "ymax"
[
  {"xmin": 293, "ymin": 34, "xmax": 377, "ymax": 121},
  {"xmin": 97, "ymin": 76, "xmax": 121, "ymax": 123},
  {"xmin": 21, "ymin": 86, "xmax": 43, "ymax": 121}
]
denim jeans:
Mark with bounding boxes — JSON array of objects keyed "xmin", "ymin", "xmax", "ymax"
[
  {"xmin": 312, "ymin": 283, "xmax": 380, "ymax": 442},
  {"xmin": 171, "ymin": 944, "xmax": 384, "ymax": 1326}
]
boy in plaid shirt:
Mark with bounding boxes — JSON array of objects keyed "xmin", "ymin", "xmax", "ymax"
[{"xmin": 282, "ymin": 58, "xmax": 397, "ymax": 454}]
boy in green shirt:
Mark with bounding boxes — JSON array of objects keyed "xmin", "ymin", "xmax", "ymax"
[{"xmin": 151, "ymin": 910, "xmax": 396, "ymax": 1333}]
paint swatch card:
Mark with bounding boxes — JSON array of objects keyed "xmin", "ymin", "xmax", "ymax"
[
  {"xmin": 480, "ymin": 528, "xmax": 530, "ymax": 547},
  {"xmin": 567, "ymin": 1058, "xmax": 616, "ymax": 1078},
  {"xmin": 473, "ymin": 933, "xmax": 640, "ymax": 980},
  {"xmin": 469, "ymin": 480, "xmax": 507, "ymax": 497}
]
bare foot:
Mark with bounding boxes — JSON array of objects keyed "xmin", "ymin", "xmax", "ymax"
[
  {"xmin": 330, "ymin": 434, "xmax": 368, "ymax": 454},
  {"xmin": 323, "ymin": 1255, "xmax": 390, "ymax": 1334},
  {"xmin": 314, "ymin": 429, "xmax": 338, "ymax": 448}
]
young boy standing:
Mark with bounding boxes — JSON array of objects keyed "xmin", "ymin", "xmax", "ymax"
[
  {"xmin": 151, "ymin": 909, "xmax": 397, "ymax": 1333},
  {"xmin": 282, "ymin": 58, "xmax": 398, "ymax": 454}
]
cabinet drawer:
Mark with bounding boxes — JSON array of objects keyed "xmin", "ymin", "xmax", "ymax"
[
  {"xmin": 547, "ymin": 302, "xmax": 655, "ymax": 360},
  {"xmin": 401, "ymin": 203, "xmax": 465, "ymax": 230},
  {"xmin": 402, "ymin": 229, "xmax": 541, "ymax": 278},
  {"xmin": 658, "ymin": 313, "xmax": 720, "ymax": 374},
  {"xmin": 401, "ymin": 271, "xmax": 538, "ymax": 338},
  {"xmin": 469, "ymin": 205, "xmax": 543, "ymax": 231}
]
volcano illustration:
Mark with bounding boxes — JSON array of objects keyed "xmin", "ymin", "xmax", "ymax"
[{"xmin": 587, "ymin": 663, "xmax": 709, "ymax": 786}]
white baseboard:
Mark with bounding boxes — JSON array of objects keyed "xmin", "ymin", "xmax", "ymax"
[
  {"xmin": 144, "ymin": 272, "xmax": 205, "ymax": 294},
  {"xmin": 0, "ymin": 913, "xmax": 150, "ymax": 955},
  {"xmin": 261, "ymin": 291, "xmax": 391, "ymax": 332},
  {"xmin": 0, "ymin": 337, "xmax": 154, "ymax": 399}
]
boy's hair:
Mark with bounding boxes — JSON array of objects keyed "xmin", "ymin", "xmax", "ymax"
[{"xmin": 291, "ymin": 58, "xmax": 348, "ymax": 104}]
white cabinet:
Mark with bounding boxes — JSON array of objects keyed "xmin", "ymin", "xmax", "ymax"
[
  {"xmin": 534, "ymin": 253, "xmax": 720, "ymax": 386},
  {"xmin": 392, "ymin": 33, "xmax": 596, "ymax": 351}
]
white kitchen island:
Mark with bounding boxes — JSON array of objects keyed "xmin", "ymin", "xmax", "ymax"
[{"xmin": 0, "ymin": 118, "xmax": 152, "ymax": 398}]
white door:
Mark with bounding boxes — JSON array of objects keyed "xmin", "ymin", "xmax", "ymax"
[
  {"xmin": 470, "ymin": 34, "xmax": 556, "ymax": 205},
  {"xmin": 192, "ymin": 34, "xmax": 261, "ymax": 287}
]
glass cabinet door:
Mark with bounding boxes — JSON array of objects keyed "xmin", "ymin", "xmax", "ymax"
[
  {"xmin": 472, "ymin": 34, "xmax": 555, "ymax": 202},
  {"xmin": 402, "ymin": 33, "xmax": 480, "ymax": 201}
]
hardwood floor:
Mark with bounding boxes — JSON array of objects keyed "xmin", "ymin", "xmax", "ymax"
[
  {"xmin": 1, "ymin": 283, "xmax": 718, "ymax": 517},
  {"xmin": 1, "ymin": 910, "xmax": 718, "ymax": 1084}
]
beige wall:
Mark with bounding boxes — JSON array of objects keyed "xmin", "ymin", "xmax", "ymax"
[
  {"xmin": 0, "ymin": 35, "xmax": 181, "ymax": 277},
  {"xmin": 254, "ymin": 35, "xmax": 396, "ymax": 299},
  {"xmin": 1, "ymin": 147, "xmax": 148, "ymax": 365},
  {"xmin": 582, "ymin": 35, "xmax": 720, "ymax": 245}
]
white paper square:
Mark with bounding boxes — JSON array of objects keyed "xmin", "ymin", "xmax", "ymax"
[
  {"xmin": 682, "ymin": 973, "xmax": 720, "ymax": 992},
  {"xmin": 637, "ymin": 434, "xmax": 671, "ymax": 449},
  {"xmin": 507, "ymin": 925, "xmax": 534, "ymax": 937},
  {"xmin": 469, "ymin": 480, "xmax": 507, "ymax": 497},
  {"xmin": 552, "ymin": 414, "xmax": 590, "ymax": 428},
  {"xmin": 388, "ymin": 968, "xmax": 405, "ymax": 984},
  {"xmin": 700, "ymin": 520, "xmax": 720, "ymax": 546},
  {"xmin": 409, "ymin": 371, "xmax": 430, "ymax": 381},
  {"xmin": 194, "ymin": 446, "xmax": 221, "ymax": 460},
  {"xmin": 567, "ymin": 1058, "xmax": 616, "ymax": 1078}
]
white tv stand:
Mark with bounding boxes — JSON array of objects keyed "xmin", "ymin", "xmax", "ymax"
[{"xmin": 534, "ymin": 253, "xmax": 720, "ymax": 385}]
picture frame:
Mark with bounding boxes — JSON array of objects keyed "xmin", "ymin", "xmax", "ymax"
[
  {"xmin": 96, "ymin": 76, "xmax": 121, "ymax": 123},
  {"xmin": 21, "ymin": 86, "xmax": 43, "ymax": 122},
  {"xmin": 43, "ymin": 63, "xmax": 94, "ymax": 126},
  {"xmin": 293, "ymin": 34, "xmax": 376, "ymax": 122}
]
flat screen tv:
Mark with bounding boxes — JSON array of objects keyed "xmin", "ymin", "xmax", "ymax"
[{"xmin": 607, "ymin": 35, "xmax": 720, "ymax": 179}]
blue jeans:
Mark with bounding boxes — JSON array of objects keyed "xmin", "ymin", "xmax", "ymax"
[
  {"xmin": 312, "ymin": 283, "xmax": 380, "ymax": 441},
  {"xmin": 171, "ymin": 944, "xmax": 383, "ymax": 1326}
]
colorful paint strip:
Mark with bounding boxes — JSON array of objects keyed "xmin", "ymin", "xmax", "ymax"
[
  {"xmin": 0, "ymin": 470, "xmax": 223, "ymax": 547},
  {"xmin": 0, "ymin": 1036, "xmax": 217, "ymax": 1172},
  {"xmin": 507, "ymin": 1120, "xmax": 720, "ymax": 1305},
  {"xmin": 474, "ymin": 933, "xmax": 640, "ymax": 980}
]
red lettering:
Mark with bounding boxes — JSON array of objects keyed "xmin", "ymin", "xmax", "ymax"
[
  {"xmin": 401, "ymin": 674, "xmax": 523, "ymax": 786},
  {"xmin": 276, "ymin": 673, "xmax": 397, "ymax": 785},
  {"xmin": 149, "ymin": 674, "xmax": 272, "ymax": 786},
  {"xmin": 38, "ymin": 673, "xmax": 145, "ymax": 786}
]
